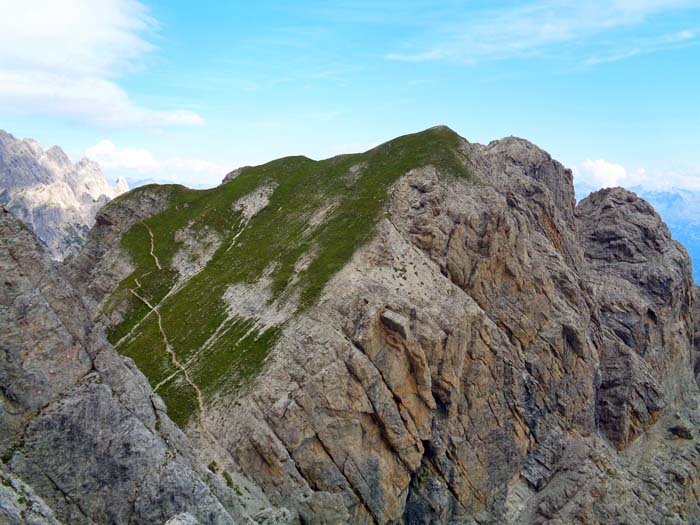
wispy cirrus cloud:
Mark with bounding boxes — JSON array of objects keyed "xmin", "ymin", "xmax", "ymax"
[
  {"xmin": 0, "ymin": 0, "xmax": 204, "ymax": 127},
  {"xmin": 583, "ymin": 28, "xmax": 698, "ymax": 65},
  {"xmin": 383, "ymin": 0, "xmax": 700, "ymax": 64}
]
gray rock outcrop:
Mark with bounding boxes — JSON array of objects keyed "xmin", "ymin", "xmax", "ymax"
[{"xmin": 0, "ymin": 130, "xmax": 128, "ymax": 260}]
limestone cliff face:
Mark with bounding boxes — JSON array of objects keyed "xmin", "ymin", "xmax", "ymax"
[
  {"xmin": 4, "ymin": 127, "xmax": 700, "ymax": 524},
  {"xmin": 0, "ymin": 130, "xmax": 127, "ymax": 260},
  {"xmin": 0, "ymin": 207, "xmax": 294, "ymax": 525}
]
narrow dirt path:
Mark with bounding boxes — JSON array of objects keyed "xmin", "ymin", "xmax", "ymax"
[
  {"xmin": 141, "ymin": 221, "xmax": 162, "ymax": 270},
  {"xmin": 129, "ymin": 286, "xmax": 206, "ymax": 429},
  {"xmin": 114, "ymin": 280, "xmax": 180, "ymax": 349},
  {"xmin": 121, "ymin": 229, "xmax": 207, "ymax": 430}
]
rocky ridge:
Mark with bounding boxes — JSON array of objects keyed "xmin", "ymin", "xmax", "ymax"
[
  {"xmin": 200, "ymin": 137, "xmax": 700, "ymax": 523},
  {"xmin": 0, "ymin": 130, "xmax": 128, "ymax": 260},
  {"xmin": 2, "ymin": 126, "xmax": 700, "ymax": 524}
]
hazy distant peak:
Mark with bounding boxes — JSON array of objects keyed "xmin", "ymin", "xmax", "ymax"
[
  {"xmin": 0, "ymin": 129, "xmax": 128, "ymax": 259},
  {"xmin": 115, "ymin": 176, "xmax": 129, "ymax": 194},
  {"xmin": 22, "ymin": 137, "xmax": 44, "ymax": 157}
]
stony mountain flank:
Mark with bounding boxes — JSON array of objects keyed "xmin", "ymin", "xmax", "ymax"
[
  {"xmin": 0, "ymin": 207, "xmax": 295, "ymax": 524},
  {"xmin": 2, "ymin": 126, "xmax": 700, "ymax": 524},
  {"xmin": 0, "ymin": 130, "xmax": 127, "ymax": 260}
]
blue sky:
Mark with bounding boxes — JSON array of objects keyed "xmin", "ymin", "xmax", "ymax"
[{"xmin": 1, "ymin": 0, "xmax": 699, "ymax": 188}]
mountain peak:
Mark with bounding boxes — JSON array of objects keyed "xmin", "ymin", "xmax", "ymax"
[
  {"xmin": 0, "ymin": 130, "xmax": 128, "ymax": 259},
  {"xmin": 22, "ymin": 137, "xmax": 44, "ymax": 156},
  {"xmin": 45, "ymin": 145, "xmax": 72, "ymax": 167},
  {"xmin": 115, "ymin": 176, "xmax": 129, "ymax": 193}
]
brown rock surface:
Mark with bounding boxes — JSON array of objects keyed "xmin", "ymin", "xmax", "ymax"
[{"xmin": 192, "ymin": 137, "xmax": 700, "ymax": 523}]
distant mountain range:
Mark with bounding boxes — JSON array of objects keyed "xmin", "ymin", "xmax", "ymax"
[
  {"xmin": 0, "ymin": 130, "xmax": 128, "ymax": 259},
  {"xmin": 576, "ymin": 183, "xmax": 700, "ymax": 283}
]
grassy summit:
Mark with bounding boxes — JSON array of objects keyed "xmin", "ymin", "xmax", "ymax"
[{"xmin": 104, "ymin": 126, "xmax": 471, "ymax": 427}]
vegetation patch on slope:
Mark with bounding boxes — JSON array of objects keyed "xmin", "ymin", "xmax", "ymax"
[{"xmin": 104, "ymin": 126, "xmax": 472, "ymax": 427}]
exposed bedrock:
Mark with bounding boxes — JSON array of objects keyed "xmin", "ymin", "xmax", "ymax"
[{"xmin": 6, "ymin": 127, "xmax": 700, "ymax": 524}]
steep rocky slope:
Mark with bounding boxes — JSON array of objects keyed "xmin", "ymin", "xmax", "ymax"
[
  {"xmin": 5, "ymin": 126, "xmax": 700, "ymax": 523},
  {"xmin": 0, "ymin": 207, "xmax": 295, "ymax": 524},
  {"xmin": 0, "ymin": 130, "xmax": 127, "ymax": 260}
]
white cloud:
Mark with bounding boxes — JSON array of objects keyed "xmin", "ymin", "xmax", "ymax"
[
  {"xmin": 575, "ymin": 159, "xmax": 700, "ymax": 191},
  {"xmin": 577, "ymin": 159, "xmax": 631, "ymax": 187},
  {"xmin": 0, "ymin": 0, "xmax": 203, "ymax": 127},
  {"xmin": 383, "ymin": 0, "xmax": 700, "ymax": 64},
  {"xmin": 86, "ymin": 140, "xmax": 159, "ymax": 173},
  {"xmin": 86, "ymin": 140, "xmax": 225, "ymax": 185}
]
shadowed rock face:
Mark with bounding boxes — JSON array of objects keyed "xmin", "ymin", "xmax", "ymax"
[{"xmin": 3, "ymin": 127, "xmax": 700, "ymax": 524}]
